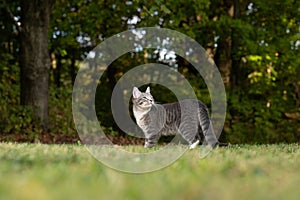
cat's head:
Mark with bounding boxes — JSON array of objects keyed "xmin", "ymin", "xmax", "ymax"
[{"xmin": 132, "ymin": 87, "xmax": 154, "ymax": 110}]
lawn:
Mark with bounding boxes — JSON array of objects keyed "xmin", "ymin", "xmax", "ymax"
[{"xmin": 0, "ymin": 143, "xmax": 299, "ymax": 200}]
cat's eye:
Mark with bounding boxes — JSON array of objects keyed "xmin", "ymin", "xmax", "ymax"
[{"xmin": 143, "ymin": 97, "xmax": 153, "ymax": 101}]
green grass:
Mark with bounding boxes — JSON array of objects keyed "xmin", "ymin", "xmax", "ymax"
[{"xmin": 0, "ymin": 143, "xmax": 299, "ymax": 200}]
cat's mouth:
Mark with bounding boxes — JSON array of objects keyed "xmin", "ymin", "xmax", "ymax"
[
  {"xmin": 139, "ymin": 101, "xmax": 153, "ymax": 108},
  {"xmin": 145, "ymin": 102, "xmax": 153, "ymax": 107}
]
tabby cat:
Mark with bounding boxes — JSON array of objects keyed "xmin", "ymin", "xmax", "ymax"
[{"xmin": 132, "ymin": 87, "xmax": 225, "ymax": 149}]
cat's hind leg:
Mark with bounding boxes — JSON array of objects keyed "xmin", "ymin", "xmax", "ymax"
[
  {"xmin": 198, "ymin": 106, "xmax": 219, "ymax": 148},
  {"xmin": 178, "ymin": 123, "xmax": 200, "ymax": 149},
  {"xmin": 189, "ymin": 140, "xmax": 200, "ymax": 149}
]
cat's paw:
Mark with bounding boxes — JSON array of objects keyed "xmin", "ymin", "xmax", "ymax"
[
  {"xmin": 144, "ymin": 142, "xmax": 155, "ymax": 148},
  {"xmin": 189, "ymin": 140, "xmax": 200, "ymax": 149}
]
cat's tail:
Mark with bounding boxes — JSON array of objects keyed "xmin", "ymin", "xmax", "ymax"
[{"xmin": 198, "ymin": 104, "xmax": 219, "ymax": 148}]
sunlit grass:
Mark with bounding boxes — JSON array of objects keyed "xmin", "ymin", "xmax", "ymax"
[{"xmin": 0, "ymin": 143, "xmax": 299, "ymax": 200}]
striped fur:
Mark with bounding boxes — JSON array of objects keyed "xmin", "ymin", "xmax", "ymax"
[{"xmin": 132, "ymin": 87, "xmax": 219, "ymax": 148}]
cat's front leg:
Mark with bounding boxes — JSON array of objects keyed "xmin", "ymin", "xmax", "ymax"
[
  {"xmin": 144, "ymin": 133, "xmax": 160, "ymax": 148},
  {"xmin": 144, "ymin": 139, "xmax": 155, "ymax": 148}
]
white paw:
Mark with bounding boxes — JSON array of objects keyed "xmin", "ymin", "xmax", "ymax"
[
  {"xmin": 144, "ymin": 142, "xmax": 154, "ymax": 148},
  {"xmin": 189, "ymin": 140, "xmax": 200, "ymax": 149}
]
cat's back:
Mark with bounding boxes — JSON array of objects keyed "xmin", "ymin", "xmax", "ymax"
[
  {"xmin": 162, "ymin": 99, "xmax": 206, "ymax": 111},
  {"xmin": 160, "ymin": 99, "xmax": 207, "ymax": 123}
]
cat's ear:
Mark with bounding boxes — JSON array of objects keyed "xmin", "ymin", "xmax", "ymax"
[
  {"xmin": 132, "ymin": 87, "xmax": 142, "ymax": 98},
  {"xmin": 145, "ymin": 86, "xmax": 150, "ymax": 94}
]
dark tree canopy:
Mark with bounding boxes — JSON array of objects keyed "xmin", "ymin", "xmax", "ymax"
[{"xmin": 0, "ymin": 0, "xmax": 299, "ymax": 143}]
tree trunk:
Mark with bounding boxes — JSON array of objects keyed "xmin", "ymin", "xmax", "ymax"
[
  {"xmin": 54, "ymin": 54, "xmax": 62, "ymax": 88},
  {"xmin": 20, "ymin": 0, "xmax": 55, "ymax": 131},
  {"xmin": 214, "ymin": 36, "xmax": 231, "ymax": 87},
  {"xmin": 70, "ymin": 58, "xmax": 76, "ymax": 85},
  {"xmin": 212, "ymin": 0, "xmax": 235, "ymax": 88},
  {"xmin": 230, "ymin": 0, "xmax": 241, "ymax": 89}
]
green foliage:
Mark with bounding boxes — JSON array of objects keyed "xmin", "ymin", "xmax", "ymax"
[
  {"xmin": 0, "ymin": 55, "xmax": 41, "ymax": 137},
  {"xmin": 228, "ymin": 90, "xmax": 299, "ymax": 144},
  {"xmin": 48, "ymin": 86, "xmax": 76, "ymax": 135},
  {"xmin": 0, "ymin": 53, "xmax": 76, "ymax": 138}
]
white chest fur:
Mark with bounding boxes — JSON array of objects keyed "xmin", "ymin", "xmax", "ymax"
[{"xmin": 133, "ymin": 108, "xmax": 149, "ymax": 128}]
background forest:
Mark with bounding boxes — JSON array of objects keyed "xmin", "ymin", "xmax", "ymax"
[{"xmin": 0, "ymin": 0, "xmax": 299, "ymax": 144}]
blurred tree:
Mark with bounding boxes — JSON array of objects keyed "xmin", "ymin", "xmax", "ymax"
[
  {"xmin": 0, "ymin": 0, "xmax": 299, "ymax": 143},
  {"xmin": 19, "ymin": 0, "xmax": 55, "ymax": 130}
]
